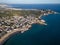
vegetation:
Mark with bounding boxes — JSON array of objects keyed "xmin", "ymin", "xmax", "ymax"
[{"xmin": 0, "ymin": 9, "xmax": 42, "ymax": 17}]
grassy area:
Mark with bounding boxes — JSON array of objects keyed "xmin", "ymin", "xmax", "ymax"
[{"xmin": 0, "ymin": 9, "xmax": 41, "ymax": 17}]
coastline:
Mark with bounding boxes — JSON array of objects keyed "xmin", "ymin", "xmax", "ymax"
[
  {"xmin": 0, "ymin": 4, "xmax": 58, "ymax": 45},
  {"xmin": 0, "ymin": 28, "xmax": 24, "ymax": 45},
  {"xmin": 0, "ymin": 22, "xmax": 46, "ymax": 45}
]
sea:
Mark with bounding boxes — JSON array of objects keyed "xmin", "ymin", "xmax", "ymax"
[{"xmin": 3, "ymin": 4, "xmax": 60, "ymax": 45}]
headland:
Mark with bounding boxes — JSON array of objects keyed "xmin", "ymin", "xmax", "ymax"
[{"xmin": 0, "ymin": 4, "xmax": 58, "ymax": 45}]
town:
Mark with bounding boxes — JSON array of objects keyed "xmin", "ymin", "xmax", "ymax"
[
  {"xmin": 0, "ymin": 4, "xmax": 58, "ymax": 44},
  {"xmin": 0, "ymin": 14, "xmax": 47, "ymax": 39}
]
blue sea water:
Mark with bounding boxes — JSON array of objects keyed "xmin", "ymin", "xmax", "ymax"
[{"xmin": 3, "ymin": 4, "xmax": 60, "ymax": 45}]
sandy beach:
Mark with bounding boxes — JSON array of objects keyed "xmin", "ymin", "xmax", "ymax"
[{"xmin": 0, "ymin": 28, "xmax": 23, "ymax": 45}]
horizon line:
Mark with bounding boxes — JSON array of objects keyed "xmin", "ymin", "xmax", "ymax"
[{"xmin": 0, "ymin": 2, "xmax": 60, "ymax": 4}]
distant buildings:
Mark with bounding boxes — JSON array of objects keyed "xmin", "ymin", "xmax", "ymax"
[{"xmin": 0, "ymin": 5, "xmax": 57, "ymax": 38}]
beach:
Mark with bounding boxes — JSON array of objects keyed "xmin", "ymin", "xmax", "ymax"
[{"xmin": 0, "ymin": 28, "xmax": 24, "ymax": 45}]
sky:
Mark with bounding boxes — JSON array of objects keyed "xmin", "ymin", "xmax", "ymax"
[{"xmin": 0, "ymin": 0, "xmax": 60, "ymax": 4}]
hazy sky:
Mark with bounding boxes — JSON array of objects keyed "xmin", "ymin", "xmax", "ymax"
[{"xmin": 0, "ymin": 0, "xmax": 60, "ymax": 4}]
